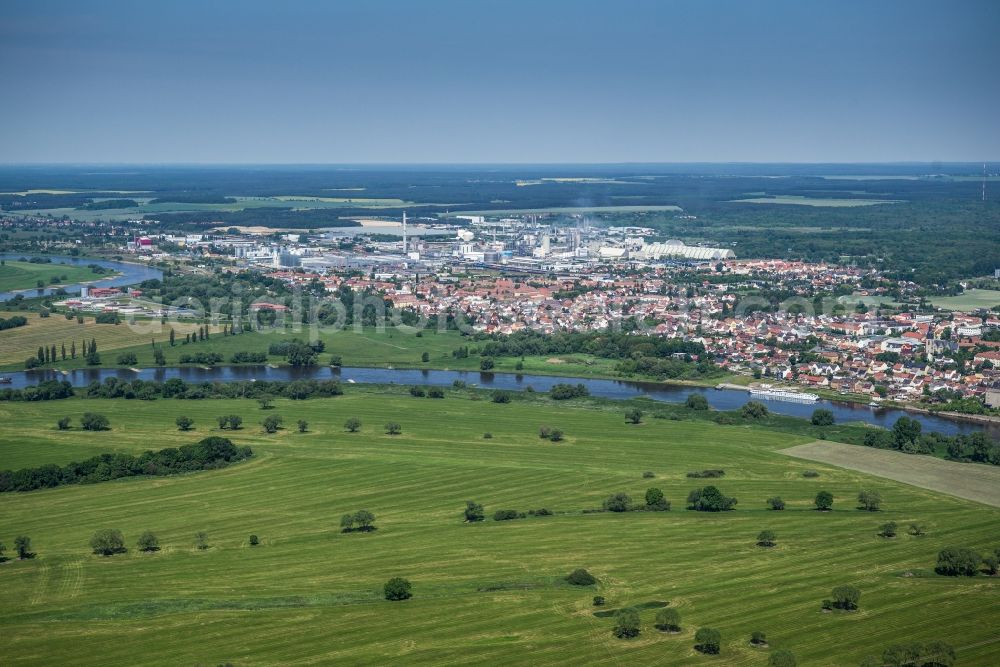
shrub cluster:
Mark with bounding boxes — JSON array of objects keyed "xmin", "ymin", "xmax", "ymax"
[
  {"xmin": 178, "ymin": 351, "xmax": 224, "ymax": 365},
  {"xmin": 686, "ymin": 469, "xmax": 725, "ymax": 478},
  {"xmin": 0, "ymin": 437, "xmax": 252, "ymax": 492},
  {"xmin": 686, "ymin": 486, "xmax": 737, "ymax": 511},
  {"xmin": 230, "ymin": 351, "xmax": 268, "ymax": 363},
  {"xmin": 549, "ymin": 383, "xmax": 590, "ymax": 400}
]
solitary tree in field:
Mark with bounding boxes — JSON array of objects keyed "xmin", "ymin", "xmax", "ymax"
[
  {"xmin": 383, "ymin": 577, "xmax": 412, "ymax": 601},
  {"xmin": 694, "ymin": 627, "xmax": 722, "ymax": 654},
  {"xmin": 766, "ymin": 496, "xmax": 785, "ymax": 510},
  {"xmin": 654, "ymin": 607, "xmax": 681, "ymax": 632},
  {"xmin": 344, "ymin": 417, "xmax": 362, "ymax": 432},
  {"xmin": 176, "ymin": 416, "xmax": 194, "ymax": 431},
  {"xmin": 879, "ymin": 521, "xmax": 898, "ymax": 538},
  {"xmin": 217, "ymin": 415, "xmax": 229, "ymax": 430},
  {"xmin": 90, "ymin": 529, "xmax": 126, "ymax": 556},
  {"xmin": 625, "ymin": 408, "xmax": 643, "ymax": 424},
  {"xmin": 14, "ymin": 536, "xmax": 32, "ymax": 559},
  {"xmin": 566, "ymin": 568, "xmax": 597, "ymax": 585},
  {"xmin": 857, "ymin": 489, "xmax": 882, "ymax": 512},
  {"xmin": 464, "ymin": 500, "xmax": 485, "ymax": 522},
  {"xmin": 814, "ymin": 491, "xmax": 834, "ymax": 511},
  {"xmin": 935, "ymin": 547, "xmax": 981, "ymax": 576},
  {"xmin": 249, "ymin": 534, "xmax": 260, "ymax": 546},
  {"xmin": 195, "ymin": 531, "xmax": 210, "ymax": 550},
  {"xmin": 768, "ymin": 650, "xmax": 797, "ymax": 667},
  {"xmin": 603, "ymin": 492, "xmax": 633, "ymax": 512},
  {"xmin": 687, "ymin": 486, "xmax": 737, "ymax": 512},
  {"xmin": 384, "ymin": 422, "xmax": 402, "ymax": 435},
  {"xmin": 831, "ymin": 584, "xmax": 861, "ymax": 610},
  {"xmin": 297, "ymin": 419, "xmax": 308, "ymax": 433},
  {"xmin": 685, "ymin": 393, "xmax": 709, "ymax": 410},
  {"xmin": 645, "ymin": 487, "xmax": 670, "ymax": 511},
  {"xmin": 228, "ymin": 415, "xmax": 243, "ymax": 430},
  {"xmin": 340, "ymin": 510, "xmax": 376, "ymax": 533},
  {"xmin": 757, "ymin": 530, "xmax": 777, "ymax": 547},
  {"xmin": 811, "ymin": 408, "xmax": 835, "ymax": 426},
  {"xmin": 137, "ymin": 531, "xmax": 159, "ymax": 552},
  {"xmin": 57, "ymin": 417, "xmax": 71, "ymax": 430},
  {"xmin": 741, "ymin": 400, "xmax": 769, "ymax": 420},
  {"xmin": 81, "ymin": 412, "xmax": 110, "ymax": 431},
  {"xmin": 750, "ymin": 630, "xmax": 767, "ymax": 646},
  {"xmin": 262, "ymin": 414, "xmax": 283, "ymax": 433},
  {"xmin": 612, "ymin": 609, "xmax": 641, "ymax": 639},
  {"xmin": 257, "ymin": 396, "xmax": 274, "ymax": 410}
]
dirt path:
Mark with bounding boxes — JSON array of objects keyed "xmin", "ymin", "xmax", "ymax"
[{"xmin": 780, "ymin": 441, "xmax": 1000, "ymax": 508}]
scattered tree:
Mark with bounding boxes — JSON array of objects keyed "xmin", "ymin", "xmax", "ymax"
[
  {"xmin": 603, "ymin": 492, "xmax": 633, "ymax": 512},
  {"xmin": 249, "ymin": 534, "xmax": 260, "ymax": 546},
  {"xmin": 566, "ymin": 568, "xmax": 597, "ymax": 586},
  {"xmin": 935, "ymin": 547, "xmax": 981, "ymax": 576},
  {"xmin": 57, "ymin": 416, "xmax": 71, "ymax": 430},
  {"xmin": 195, "ymin": 531, "xmax": 210, "ymax": 550},
  {"xmin": 645, "ymin": 487, "xmax": 671, "ymax": 511},
  {"xmin": 768, "ymin": 649, "xmax": 797, "ymax": 667},
  {"xmin": 228, "ymin": 415, "xmax": 243, "ymax": 430},
  {"xmin": 879, "ymin": 521, "xmax": 898, "ymax": 538},
  {"xmin": 695, "ymin": 627, "xmax": 722, "ymax": 654},
  {"xmin": 654, "ymin": 607, "xmax": 681, "ymax": 632},
  {"xmin": 80, "ymin": 412, "xmax": 110, "ymax": 431},
  {"xmin": 384, "ymin": 577, "xmax": 412, "ymax": 601},
  {"xmin": 297, "ymin": 419, "xmax": 308, "ymax": 433},
  {"xmin": 831, "ymin": 584, "xmax": 861, "ymax": 610},
  {"xmin": 750, "ymin": 630, "xmax": 768, "ymax": 646},
  {"xmin": 217, "ymin": 415, "xmax": 229, "ymax": 430},
  {"xmin": 340, "ymin": 510, "xmax": 377, "ymax": 533},
  {"xmin": 757, "ymin": 530, "xmax": 777, "ymax": 547},
  {"xmin": 257, "ymin": 396, "xmax": 274, "ymax": 410},
  {"xmin": 384, "ymin": 422, "xmax": 402, "ymax": 435},
  {"xmin": 766, "ymin": 496, "xmax": 785, "ymax": 510},
  {"xmin": 592, "ymin": 596, "xmax": 605, "ymax": 606},
  {"xmin": 90, "ymin": 529, "xmax": 126, "ymax": 556},
  {"xmin": 741, "ymin": 400, "xmax": 769, "ymax": 419},
  {"xmin": 14, "ymin": 535, "xmax": 32, "ymax": 559},
  {"xmin": 625, "ymin": 408, "xmax": 643, "ymax": 424},
  {"xmin": 137, "ymin": 531, "xmax": 160, "ymax": 552},
  {"xmin": 344, "ymin": 417, "xmax": 362, "ymax": 432},
  {"xmin": 907, "ymin": 523, "xmax": 926, "ymax": 536},
  {"xmin": 685, "ymin": 393, "xmax": 709, "ymax": 410},
  {"xmin": 176, "ymin": 416, "xmax": 194, "ymax": 431},
  {"xmin": 262, "ymin": 414, "xmax": 283, "ymax": 433},
  {"xmin": 814, "ymin": 490, "xmax": 834, "ymax": 511},
  {"xmin": 686, "ymin": 485, "xmax": 737, "ymax": 511},
  {"xmin": 491, "ymin": 390, "xmax": 511, "ymax": 403},
  {"xmin": 464, "ymin": 500, "xmax": 485, "ymax": 522},
  {"xmin": 857, "ymin": 489, "xmax": 882, "ymax": 512},
  {"xmin": 612, "ymin": 609, "xmax": 641, "ymax": 639},
  {"xmin": 811, "ymin": 408, "xmax": 835, "ymax": 426}
]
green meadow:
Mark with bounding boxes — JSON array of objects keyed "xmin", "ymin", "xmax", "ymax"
[
  {"xmin": 0, "ymin": 388, "xmax": 998, "ymax": 665},
  {"xmin": 0, "ymin": 261, "xmax": 108, "ymax": 293},
  {"xmin": 928, "ymin": 289, "xmax": 1000, "ymax": 312}
]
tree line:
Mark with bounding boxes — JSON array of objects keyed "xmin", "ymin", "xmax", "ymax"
[{"xmin": 0, "ymin": 436, "xmax": 252, "ymax": 492}]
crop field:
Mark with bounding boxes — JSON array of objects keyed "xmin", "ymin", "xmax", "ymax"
[
  {"xmin": 0, "ymin": 312, "xmax": 215, "ymax": 370},
  {"xmin": 443, "ymin": 205, "xmax": 683, "ymax": 216},
  {"xmin": 0, "ymin": 262, "xmax": 109, "ymax": 293},
  {"xmin": 0, "ymin": 390, "xmax": 998, "ymax": 666},
  {"xmin": 928, "ymin": 289, "xmax": 1000, "ymax": 312},
  {"xmin": 729, "ymin": 196, "xmax": 903, "ymax": 207},
  {"xmin": 781, "ymin": 441, "xmax": 1000, "ymax": 508}
]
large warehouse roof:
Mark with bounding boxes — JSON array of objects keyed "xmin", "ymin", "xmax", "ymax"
[{"xmin": 638, "ymin": 240, "xmax": 735, "ymax": 260}]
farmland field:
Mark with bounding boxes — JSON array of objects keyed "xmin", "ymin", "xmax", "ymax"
[
  {"xmin": 0, "ymin": 261, "xmax": 110, "ymax": 292},
  {"xmin": 927, "ymin": 289, "xmax": 1000, "ymax": 312},
  {"xmin": 0, "ymin": 389, "xmax": 998, "ymax": 665},
  {"xmin": 781, "ymin": 441, "xmax": 1000, "ymax": 508}
]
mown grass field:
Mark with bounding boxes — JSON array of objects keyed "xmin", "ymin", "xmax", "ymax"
[
  {"xmin": 0, "ymin": 312, "xmax": 214, "ymax": 370},
  {"xmin": 0, "ymin": 389, "xmax": 998, "ymax": 666},
  {"xmin": 0, "ymin": 262, "xmax": 106, "ymax": 292},
  {"xmin": 928, "ymin": 289, "xmax": 1000, "ymax": 312}
]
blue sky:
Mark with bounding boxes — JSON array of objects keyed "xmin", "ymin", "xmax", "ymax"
[{"xmin": 1, "ymin": 0, "xmax": 998, "ymax": 163}]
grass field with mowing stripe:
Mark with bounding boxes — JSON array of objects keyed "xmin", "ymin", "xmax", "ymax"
[
  {"xmin": 0, "ymin": 389, "xmax": 997, "ymax": 665},
  {"xmin": 0, "ymin": 261, "xmax": 109, "ymax": 292}
]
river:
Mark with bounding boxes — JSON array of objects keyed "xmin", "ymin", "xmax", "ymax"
[
  {"xmin": 0, "ymin": 254, "xmax": 163, "ymax": 302},
  {"xmin": 5, "ymin": 364, "xmax": 995, "ymax": 438}
]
